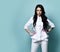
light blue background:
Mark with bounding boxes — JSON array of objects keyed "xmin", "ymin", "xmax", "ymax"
[{"xmin": 0, "ymin": 0, "xmax": 60, "ymax": 52}]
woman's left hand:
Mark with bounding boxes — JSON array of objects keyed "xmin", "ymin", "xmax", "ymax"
[
  {"xmin": 48, "ymin": 28, "xmax": 51, "ymax": 32},
  {"xmin": 47, "ymin": 27, "xmax": 54, "ymax": 33}
]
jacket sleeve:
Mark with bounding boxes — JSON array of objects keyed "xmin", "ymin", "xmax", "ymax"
[
  {"xmin": 24, "ymin": 16, "xmax": 33, "ymax": 29},
  {"xmin": 47, "ymin": 18, "xmax": 55, "ymax": 28}
]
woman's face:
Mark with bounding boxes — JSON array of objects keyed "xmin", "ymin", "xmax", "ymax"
[{"xmin": 36, "ymin": 7, "xmax": 42, "ymax": 16}]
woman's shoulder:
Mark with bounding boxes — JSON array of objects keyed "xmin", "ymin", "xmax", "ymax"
[
  {"xmin": 29, "ymin": 16, "xmax": 34, "ymax": 23},
  {"xmin": 29, "ymin": 16, "xmax": 34, "ymax": 21},
  {"xmin": 26, "ymin": 16, "xmax": 33, "ymax": 24},
  {"xmin": 30, "ymin": 16, "xmax": 33, "ymax": 19},
  {"xmin": 47, "ymin": 18, "xmax": 51, "ymax": 22}
]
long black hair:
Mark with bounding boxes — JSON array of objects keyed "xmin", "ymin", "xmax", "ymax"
[{"xmin": 33, "ymin": 4, "xmax": 48, "ymax": 30}]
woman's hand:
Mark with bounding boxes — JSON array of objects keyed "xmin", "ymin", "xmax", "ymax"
[
  {"xmin": 48, "ymin": 28, "xmax": 51, "ymax": 32},
  {"xmin": 25, "ymin": 28, "xmax": 36, "ymax": 36},
  {"xmin": 47, "ymin": 27, "xmax": 54, "ymax": 33},
  {"xmin": 29, "ymin": 31, "xmax": 36, "ymax": 36}
]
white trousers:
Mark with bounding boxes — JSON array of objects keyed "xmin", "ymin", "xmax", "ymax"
[{"xmin": 31, "ymin": 38, "xmax": 48, "ymax": 52}]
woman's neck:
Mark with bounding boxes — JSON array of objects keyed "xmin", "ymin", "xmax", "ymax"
[{"xmin": 37, "ymin": 15, "xmax": 41, "ymax": 17}]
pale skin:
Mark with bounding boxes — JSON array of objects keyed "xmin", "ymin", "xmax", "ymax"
[{"xmin": 25, "ymin": 7, "xmax": 54, "ymax": 36}]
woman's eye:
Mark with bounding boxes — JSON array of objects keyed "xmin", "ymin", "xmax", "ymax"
[{"xmin": 37, "ymin": 10, "xmax": 40, "ymax": 11}]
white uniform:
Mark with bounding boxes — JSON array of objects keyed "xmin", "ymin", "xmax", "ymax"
[
  {"xmin": 24, "ymin": 16, "xmax": 55, "ymax": 52},
  {"xmin": 24, "ymin": 15, "xmax": 55, "ymax": 42}
]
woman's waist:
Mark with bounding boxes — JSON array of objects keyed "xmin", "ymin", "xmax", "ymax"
[{"xmin": 33, "ymin": 28, "xmax": 47, "ymax": 33}]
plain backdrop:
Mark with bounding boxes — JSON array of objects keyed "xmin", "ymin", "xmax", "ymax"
[{"xmin": 0, "ymin": 0, "xmax": 60, "ymax": 52}]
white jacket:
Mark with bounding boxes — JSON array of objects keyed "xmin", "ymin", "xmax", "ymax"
[{"xmin": 24, "ymin": 16, "xmax": 55, "ymax": 42}]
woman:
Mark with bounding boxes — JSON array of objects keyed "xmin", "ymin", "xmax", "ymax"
[{"xmin": 24, "ymin": 4, "xmax": 55, "ymax": 52}]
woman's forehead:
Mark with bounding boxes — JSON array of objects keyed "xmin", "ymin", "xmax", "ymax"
[{"xmin": 36, "ymin": 7, "xmax": 42, "ymax": 10}]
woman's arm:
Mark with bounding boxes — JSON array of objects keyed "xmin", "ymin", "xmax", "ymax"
[
  {"xmin": 47, "ymin": 27, "xmax": 54, "ymax": 32},
  {"xmin": 25, "ymin": 28, "xmax": 36, "ymax": 36},
  {"xmin": 24, "ymin": 16, "xmax": 36, "ymax": 36},
  {"xmin": 47, "ymin": 18, "xmax": 55, "ymax": 32}
]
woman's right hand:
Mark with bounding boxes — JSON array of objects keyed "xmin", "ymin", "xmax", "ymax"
[{"xmin": 29, "ymin": 31, "xmax": 36, "ymax": 36}]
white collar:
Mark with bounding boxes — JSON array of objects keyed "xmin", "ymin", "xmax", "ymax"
[{"xmin": 37, "ymin": 15, "xmax": 41, "ymax": 18}]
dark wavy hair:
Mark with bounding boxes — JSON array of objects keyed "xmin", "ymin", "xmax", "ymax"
[{"xmin": 33, "ymin": 4, "xmax": 48, "ymax": 30}]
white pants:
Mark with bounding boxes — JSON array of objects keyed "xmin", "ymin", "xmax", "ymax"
[{"xmin": 31, "ymin": 38, "xmax": 48, "ymax": 52}]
